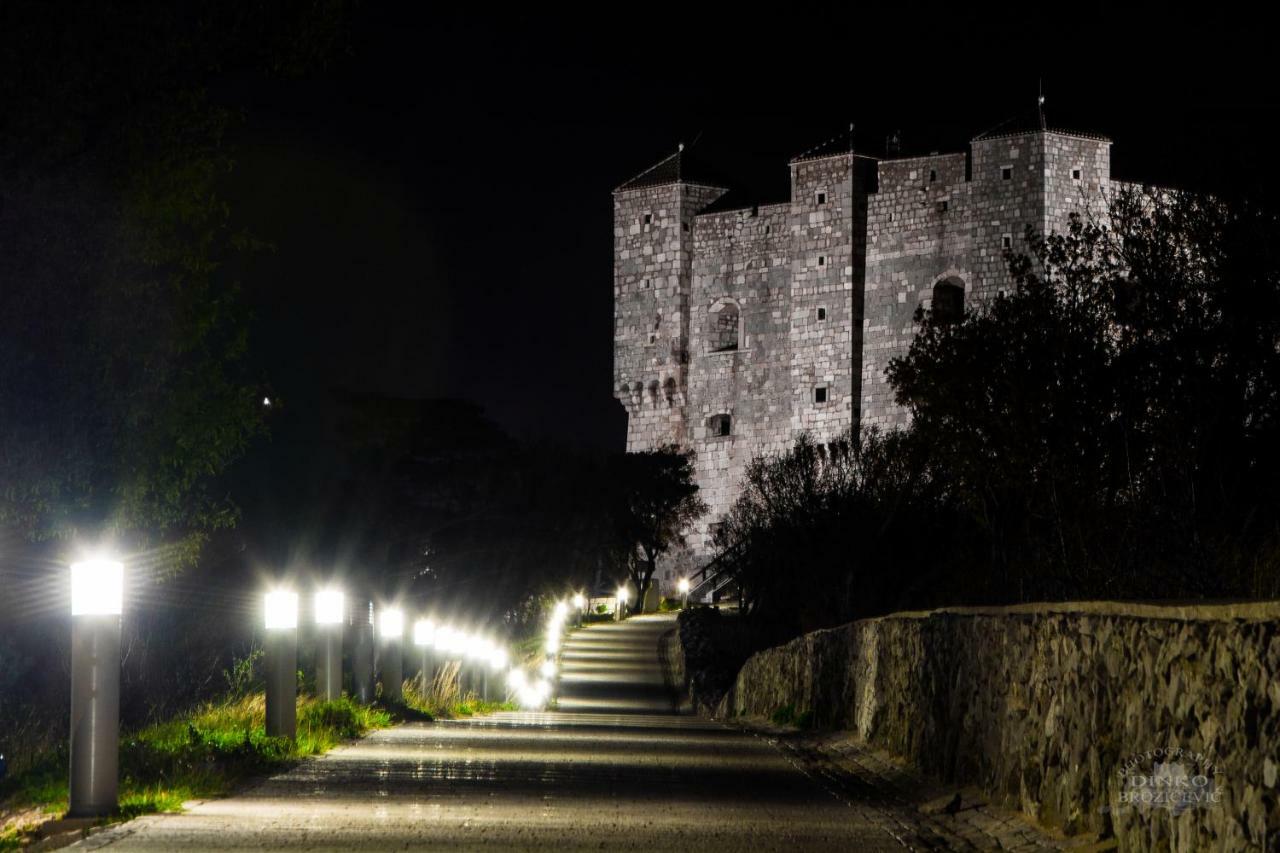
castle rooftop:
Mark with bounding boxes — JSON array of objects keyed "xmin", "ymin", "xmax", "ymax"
[{"xmin": 613, "ymin": 146, "xmax": 732, "ymax": 193}]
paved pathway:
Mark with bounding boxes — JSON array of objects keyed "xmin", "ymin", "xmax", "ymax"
[{"xmin": 76, "ymin": 614, "xmax": 1063, "ymax": 851}]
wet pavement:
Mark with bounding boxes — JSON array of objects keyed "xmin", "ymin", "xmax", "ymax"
[{"xmin": 75, "ymin": 614, "xmax": 1036, "ymax": 851}]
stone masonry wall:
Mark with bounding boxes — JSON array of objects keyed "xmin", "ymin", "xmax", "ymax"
[
  {"xmin": 687, "ymin": 203, "xmax": 794, "ymax": 549},
  {"xmin": 614, "ymin": 182, "xmax": 726, "ymax": 452},
  {"xmin": 717, "ymin": 602, "xmax": 1280, "ymax": 852}
]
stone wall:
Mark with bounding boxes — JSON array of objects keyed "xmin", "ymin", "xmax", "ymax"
[{"xmin": 717, "ymin": 602, "xmax": 1280, "ymax": 851}]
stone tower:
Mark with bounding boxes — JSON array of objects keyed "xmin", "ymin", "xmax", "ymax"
[
  {"xmin": 613, "ymin": 121, "xmax": 1127, "ymax": 590},
  {"xmin": 612, "ymin": 149, "xmax": 727, "ymax": 451}
]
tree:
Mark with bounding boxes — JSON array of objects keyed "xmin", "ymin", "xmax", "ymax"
[
  {"xmin": 888, "ymin": 186, "xmax": 1280, "ymax": 599},
  {"xmin": 608, "ymin": 446, "xmax": 708, "ymax": 611}
]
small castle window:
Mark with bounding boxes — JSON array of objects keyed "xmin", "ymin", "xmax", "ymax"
[
  {"xmin": 708, "ymin": 414, "xmax": 732, "ymax": 437},
  {"xmin": 818, "ymin": 256, "xmax": 825, "ymax": 266},
  {"xmin": 816, "ymin": 191, "xmax": 826, "ymax": 205},
  {"xmin": 1001, "ymin": 166, "xmax": 1012, "ymax": 181},
  {"xmin": 765, "ymin": 225, "xmax": 771, "ymax": 235},
  {"xmin": 1071, "ymin": 168, "xmax": 1082, "ymax": 182},
  {"xmin": 814, "ymin": 386, "xmax": 828, "ymax": 404},
  {"xmin": 643, "ymin": 279, "xmax": 650, "ymax": 289},
  {"xmin": 932, "ymin": 277, "xmax": 965, "ymax": 323},
  {"xmin": 929, "ymin": 169, "xmax": 937, "ymax": 183},
  {"xmin": 709, "ymin": 301, "xmax": 741, "ymax": 352},
  {"xmin": 682, "ymin": 221, "xmax": 690, "ymax": 232},
  {"xmin": 936, "ymin": 200, "xmax": 949, "ymax": 213},
  {"xmin": 817, "ymin": 307, "xmax": 827, "ymax": 321},
  {"xmin": 643, "ymin": 213, "xmax": 652, "ymax": 225},
  {"xmin": 1002, "ymin": 234, "xmax": 1012, "ymax": 249}
]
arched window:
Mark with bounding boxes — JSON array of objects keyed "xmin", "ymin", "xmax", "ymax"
[
  {"xmin": 707, "ymin": 413, "xmax": 732, "ymax": 438},
  {"xmin": 708, "ymin": 301, "xmax": 740, "ymax": 352},
  {"xmin": 931, "ymin": 277, "xmax": 965, "ymax": 323}
]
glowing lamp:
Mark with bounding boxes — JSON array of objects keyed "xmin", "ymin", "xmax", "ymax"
[
  {"xmin": 507, "ymin": 668, "xmax": 527, "ymax": 690},
  {"xmin": 379, "ymin": 608, "xmax": 404, "ymax": 641},
  {"xmin": 572, "ymin": 593, "xmax": 586, "ymax": 610},
  {"xmin": 540, "ymin": 659, "xmax": 556, "ymax": 679},
  {"xmin": 433, "ymin": 625, "xmax": 453, "ymax": 651},
  {"xmin": 70, "ymin": 558, "xmax": 124, "ymax": 616},
  {"xmin": 413, "ymin": 618, "xmax": 435, "ymax": 647},
  {"xmin": 617, "ymin": 586, "xmax": 629, "ymax": 603},
  {"xmin": 314, "ymin": 589, "xmax": 344, "ymax": 625},
  {"xmin": 264, "ymin": 590, "xmax": 298, "ymax": 630},
  {"xmin": 677, "ymin": 578, "xmax": 690, "ymax": 594},
  {"xmin": 489, "ymin": 648, "xmax": 508, "ymax": 671}
]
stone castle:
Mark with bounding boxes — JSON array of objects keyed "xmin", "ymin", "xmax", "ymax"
[{"xmin": 613, "ymin": 119, "xmax": 1136, "ymax": 584}]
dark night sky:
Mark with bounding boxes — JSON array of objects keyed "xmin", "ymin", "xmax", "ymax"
[{"xmin": 218, "ymin": 8, "xmax": 1279, "ymax": 452}]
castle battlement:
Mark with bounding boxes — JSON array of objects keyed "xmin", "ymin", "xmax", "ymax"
[{"xmin": 613, "ymin": 125, "xmax": 1124, "ymax": 587}]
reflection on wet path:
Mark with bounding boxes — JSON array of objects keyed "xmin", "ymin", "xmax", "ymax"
[{"xmin": 82, "ymin": 615, "xmax": 904, "ymax": 851}]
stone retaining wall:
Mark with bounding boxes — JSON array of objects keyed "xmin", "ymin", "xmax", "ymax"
[{"xmin": 716, "ymin": 602, "xmax": 1280, "ymax": 851}]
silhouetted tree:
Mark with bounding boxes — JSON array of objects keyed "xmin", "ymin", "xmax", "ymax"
[
  {"xmin": 890, "ymin": 186, "xmax": 1280, "ymax": 599},
  {"xmin": 608, "ymin": 446, "xmax": 708, "ymax": 611}
]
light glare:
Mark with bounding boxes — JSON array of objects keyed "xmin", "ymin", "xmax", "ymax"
[
  {"xmin": 70, "ymin": 558, "xmax": 124, "ymax": 616},
  {"xmin": 314, "ymin": 588, "xmax": 344, "ymax": 625},
  {"xmin": 379, "ymin": 608, "xmax": 404, "ymax": 640},
  {"xmin": 413, "ymin": 618, "xmax": 436, "ymax": 647},
  {"xmin": 264, "ymin": 590, "xmax": 298, "ymax": 630}
]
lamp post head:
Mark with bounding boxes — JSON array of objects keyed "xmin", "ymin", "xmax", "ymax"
[
  {"xmin": 616, "ymin": 586, "xmax": 629, "ymax": 603},
  {"xmin": 70, "ymin": 557, "xmax": 124, "ymax": 616},
  {"xmin": 379, "ymin": 608, "xmax": 404, "ymax": 641},
  {"xmin": 572, "ymin": 593, "xmax": 586, "ymax": 610},
  {"xmin": 314, "ymin": 588, "xmax": 344, "ymax": 625},
  {"xmin": 264, "ymin": 590, "xmax": 298, "ymax": 630},
  {"xmin": 677, "ymin": 578, "xmax": 690, "ymax": 594}
]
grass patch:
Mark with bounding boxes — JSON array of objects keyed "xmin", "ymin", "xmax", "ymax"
[{"xmin": 0, "ymin": 694, "xmax": 391, "ymax": 846}]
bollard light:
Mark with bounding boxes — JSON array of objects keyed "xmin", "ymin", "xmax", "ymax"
[
  {"xmin": 315, "ymin": 588, "xmax": 344, "ymax": 625},
  {"xmin": 379, "ymin": 608, "xmax": 404, "ymax": 641},
  {"xmin": 678, "ymin": 577, "xmax": 690, "ymax": 609},
  {"xmin": 412, "ymin": 618, "xmax": 436, "ymax": 694},
  {"xmin": 378, "ymin": 607, "xmax": 405, "ymax": 702},
  {"xmin": 264, "ymin": 589, "xmax": 298, "ymax": 739},
  {"xmin": 616, "ymin": 585, "xmax": 629, "ymax": 621},
  {"xmin": 352, "ymin": 600, "xmax": 376, "ymax": 704},
  {"xmin": 265, "ymin": 590, "xmax": 299, "ymax": 630},
  {"xmin": 314, "ymin": 588, "xmax": 344, "ymax": 701},
  {"xmin": 572, "ymin": 593, "xmax": 586, "ymax": 610},
  {"xmin": 413, "ymin": 618, "xmax": 435, "ymax": 647},
  {"xmin": 68, "ymin": 556, "xmax": 124, "ymax": 817}
]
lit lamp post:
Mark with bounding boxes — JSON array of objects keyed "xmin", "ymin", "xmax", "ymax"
[
  {"xmin": 379, "ymin": 608, "xmax": 404, "ymax": 703},
  {"xmin": 264, "ymin": 590, "xmax": 298, "ymax": 739},
  {"xmin": 487, "ymin": 646, "xmax": 508, "ymax": 703},
  {"xmin": 572, "ymin": 593, "xmax": 586, "ymax": 628},
  {"xmin": 352, "ymin": 600, "xmax": 375, "ymax": 704},
  {"xmin": 413, "ymin": 618, "xmax": 435, "ymax": 696},
  {"xmin": 616, "ymin": 586, "xmax": 629, "ymax": 622},
  {"xmin": 68, "ymin": 557, "xmax": 123, "ymax": 817},
  {"xmin": 314, "ymin": 588, "xmax": 344, "ymax": 701},
  {"xmin": 678, "ymin": 577, "xmax": 690, "ymax": 610}
]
